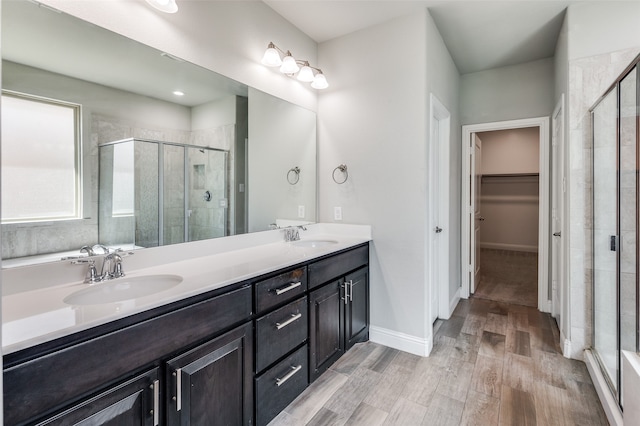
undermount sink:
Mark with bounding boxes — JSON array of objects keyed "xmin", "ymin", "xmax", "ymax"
[
  {"xmin": 292, "ymin": 239, "xmax": 339, "ymax": 248},
  {"xmin": 64, "ymin": 274, "xmax": 183, "ymax": 305}
]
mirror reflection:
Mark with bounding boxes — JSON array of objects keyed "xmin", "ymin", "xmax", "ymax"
[{"xmin": 1, "ymin": 0, "xmax": 316, "ymax": 267}]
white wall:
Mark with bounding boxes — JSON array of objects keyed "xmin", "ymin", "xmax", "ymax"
[
  {"xmin": 191, "ymin": 96, "xmax": 237, "ymax": 131},
  {"xmin": 461, "ymin": 58, "xmax": 555, "ymax": 125},
  {"xmin": 568, "ymin": 1, "xmax": 640, "ymax": 61},
  {"xmin": 317, "ymin": 10, "xmax": 460, "ymax": 355},
  {"xmin": 40, "ymin": 0, "xmax": 318, "ymax": 112},
  {"xmin": 479, "ymin": 127, "xmax": 540, "ymax": 175},
  {"xmin": 318, "ymin": 12, "xmax": 429, "ymax": 352},
  {"xmin": 427, "ymin": 12, "xmax": 462, "ymax": 316},
  {"xmin": 248, "ymin": 88, "xmax": 317, "ymax": 232}
]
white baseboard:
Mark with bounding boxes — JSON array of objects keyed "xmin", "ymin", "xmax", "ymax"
[
  {"xmin": 369, "ymin": 326, "xmax": 431, "ymax": 357},
  {"xmin": 560, "ymin": 330, "xmax": 571, "ymax": 358},
  {"xmin": 480, "ymin": 242, "xmax": 538, "ymax": 253},
  {"xmin": 584, "ymin": 349, "xmax": 623, "ymax": 426},
  {"xmin": 448, "ymin": 288, "xmax": 460, "ymax": 318}
]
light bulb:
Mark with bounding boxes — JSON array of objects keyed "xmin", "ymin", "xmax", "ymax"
[
  {"xmin": 145, "ymin": 0, "xmax": 178, "ymax": 13},
  {"xmin": 297, "ymin": 63, "xmax": 315, "ymax": 82},
  {"xmin": 311, "ymin": 72, "xmax": 329, "ymax": 89},
  {"xmin": 280, "ymin": 52, "xmax": 300, "ymax": 75},
  {"xmin": 261, "ymin": 43, "xmax": 282, "ymax": 67}
]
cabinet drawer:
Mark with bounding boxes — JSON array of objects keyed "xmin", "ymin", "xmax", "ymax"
[
  {"xmin": 255, "ymin": 344, "xmax": 308, "ymax": 426},
  {"xmin": 255, "ymin": 267, "xmax": 307, "ymax": 314},
  {"xmin": 308, "ymin": 244, "xmax": 368, "ymax": 289},
  {"xmin": 255, "ymin": 297, "xmax": 307, "ymax": 372}
]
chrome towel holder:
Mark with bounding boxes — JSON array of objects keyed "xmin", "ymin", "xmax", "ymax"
[
  {"xmin": 332, "ymin": 164, "xmax": 348, "ymax": 184},
  {"xmin": 287, "ymin": 166, "xmax": 300, "ymax": 185}
]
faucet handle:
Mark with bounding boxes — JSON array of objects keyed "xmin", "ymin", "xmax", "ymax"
[{"xmin": 71, "ymin": 258, "xmax": 101, "ymax": 284}]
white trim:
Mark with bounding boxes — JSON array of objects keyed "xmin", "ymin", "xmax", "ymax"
[
  {"xmin": 561, "ymin": 327, "xmax": 571, "ymax": 358},
  {"xmin": 427, "ymin": 94, "xmax": 451, "ymax": 331},
  {"xmin": 461, "ymin": 116, "xmax": 551, "ymax": 314},
  {"xmin": 480, "ymin": 242, "xmax": 538, "ymax": 253},
  {"xmin": 369, "ymin": 325, "xmax": 431, "ymax": 357},
  {"xmin": 448, "ymin": 288, "xmax": 461, "ymax": 318},
  {"xmin": 585, "ymin": 349, "xmax": 623, "ymax": 426}
]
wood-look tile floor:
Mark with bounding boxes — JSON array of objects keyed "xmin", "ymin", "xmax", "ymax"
[
  {"xmin": 269, "ymin": 298, "xmax": 608, "ymax": 426},
  {"xmin": 474, "ymin": 249, "xmax": 538, "ymax": 308}
]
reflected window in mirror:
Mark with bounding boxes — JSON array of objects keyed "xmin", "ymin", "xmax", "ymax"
[{"xmin": 1, "ymin": 91, "xmax": 81, "ymax": 223}]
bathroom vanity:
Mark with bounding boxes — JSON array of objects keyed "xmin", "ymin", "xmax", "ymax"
[{"xmin": 2, "ymin": 227, "xmax": 370, "ymax": 425}]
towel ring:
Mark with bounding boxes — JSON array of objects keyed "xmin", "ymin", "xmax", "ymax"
[
  {"xmin": 332, "ymin": 164, "xmax": 348, "ymax": 184},
  {"xmin": 287, "ymin": 167, "xmax": 300, "ymax": 185}
]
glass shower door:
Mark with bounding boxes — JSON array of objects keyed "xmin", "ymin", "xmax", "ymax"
[
  {"xmin": 592, "ymin": 88, "xmax": 619, "ymax": 392},
  {"xmin": 186, "ymin": 147, "xmax": 228, "ymax": 242},
  {"xmin": 591, "ymin": 64, "xmax": 639, "ymax": 405}
]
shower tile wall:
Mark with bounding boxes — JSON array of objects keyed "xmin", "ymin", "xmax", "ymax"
[{"xmin": 568, "ymin": 48, "xmax": 639, "ymax": 358}]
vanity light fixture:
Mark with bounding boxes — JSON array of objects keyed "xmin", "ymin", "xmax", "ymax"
[
  {"xmin": 145, "ymin": 0, "xmax": 178, "ymax": 14},
  {"xmin": 261, "ymin": 42, "xmax": 329, "ymax": 89}
]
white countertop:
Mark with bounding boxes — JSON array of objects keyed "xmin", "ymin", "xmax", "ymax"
[{"xmin": 2, "ymin": 224, "xmax": 371, "ymax": 355}]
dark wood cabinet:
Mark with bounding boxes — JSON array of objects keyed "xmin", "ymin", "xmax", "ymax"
[
  {"xmin": 345, "ymin": 267, "xmax": 370, "ymax": 350},
  {"xmin": 35, "ymin": 369, "xmax": 159, "ymax": 426},
  {"xmin": 309, "ymin": 279, "xmax": 345, "ymax": 381},
  {"xmin": 309, "ymin": 248, "xmax": 369, "ymax": 382},
  {"xmin": 165, "ymin": 323, "xmax": 253, "ymax": 426}
]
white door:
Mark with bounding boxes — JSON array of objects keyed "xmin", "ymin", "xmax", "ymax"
[
  {"xmin": 551, "ymin": 99, "xmax": 565, "ymax": 321},
  {"xmin": 471, "ymin": 134, "xmax": 483, "ymax": 293}
]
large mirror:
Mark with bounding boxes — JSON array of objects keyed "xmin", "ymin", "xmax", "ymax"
[{"xmin": 1, "ymin": 0, "xmax": 317, "ymax": 267}]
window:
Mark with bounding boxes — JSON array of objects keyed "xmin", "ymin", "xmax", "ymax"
[{"xmin": 1, "ymin": 91, "xmax": 81, "ymax": 223}]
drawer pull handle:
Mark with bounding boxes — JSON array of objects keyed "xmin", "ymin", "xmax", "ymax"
[
  {"xmin": 275, "ymin": 281, "xmax": 302, "ymax": 295},
  {"xmin": 276, "ymin": 365, "xmax": 302, "ymax": 387},
  {"xmin": 152, "ymin": 379, "xmax": 160, "ymax": 426},
  {"xmin": 275, "ymin": 313, "xmax": 302, "ymax": 330}
]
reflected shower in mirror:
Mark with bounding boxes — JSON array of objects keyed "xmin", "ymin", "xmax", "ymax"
[{"xmin": 0, "ymin": 0, "xmax": 316, "ymax": 267}]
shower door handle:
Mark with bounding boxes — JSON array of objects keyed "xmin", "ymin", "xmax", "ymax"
[{"xmin": 610, "ymin": 235, "xmax": 618, "ymax": 251}]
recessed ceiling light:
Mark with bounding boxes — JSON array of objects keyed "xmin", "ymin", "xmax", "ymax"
[{"xmin": 173, "ymin": 91, "xmax": 185, "ymax": 96}]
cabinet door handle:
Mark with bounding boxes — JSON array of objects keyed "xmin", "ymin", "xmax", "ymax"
[
  {"xmin": 275, "ymin": 365, "xmax": 302, "ymax": 387},
  {"xmin": 174, "ymin": 368, "xmax": 182, "ymax": 412},
  {"xmin": 152, "ymin": 379, "xmax": 160, "ymax": 426},
  {"xmin": 348, "ymin": 280, "xmax": 354, "ymax": 302},
  {"xmin": 274, "ymin": 281, "xmax": 302, "ymax": 295},
  {"xmin": 275, "ymin": 313, "xmax": 302, "ymax": 330},
  {"xmin": 342, "ymin": 283, "xmax": 348, "ymax": 305}
]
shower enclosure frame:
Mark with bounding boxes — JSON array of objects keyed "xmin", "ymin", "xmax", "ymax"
[{"xmin": 590, "ymin": 53, "xmax": 640, "ymax": 408}]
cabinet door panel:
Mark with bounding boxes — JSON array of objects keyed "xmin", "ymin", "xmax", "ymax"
[
  {"xmin": 36, "ymin": 369, "xmax": 158, "ymax": 426},
  {"xmin": 309, "ymin": 280, "xmax": 344, "ymax": 382},
  {"xmin": 345, "ymin": 267, "xmax": 369, "ymax": 350},
  {"xmin": 166, "ymin": 323, "xmax": 253, "ymax": 426}
]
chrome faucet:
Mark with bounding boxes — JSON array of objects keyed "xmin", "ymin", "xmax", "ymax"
[
  {"xmin": 101, "ymin": 249, "xmax": 133, "ymax": 280},
  {"xmin": 71, "ymin": 246, "xmax": 133, "ymax": 283},
  {"xmin": 283, "ymin": 226, "xmax": 306, "ymax": 242}
]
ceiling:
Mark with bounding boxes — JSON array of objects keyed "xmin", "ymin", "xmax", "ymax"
[{"xmin": 262, "ymin": 0, "xmax": 581, "ymax": 74}]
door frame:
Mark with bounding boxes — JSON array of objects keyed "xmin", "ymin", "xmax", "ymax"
[
  {"xmin": 551, "ymin": 95, "xmax": 571, "ymax": 355},
  {"xmin": 427, "ymin": 94, "xmax": 451, "ymax": 326},
  {"xmin": 461, "ymin": 116, "xmax": 551, "ymax": 312}
]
